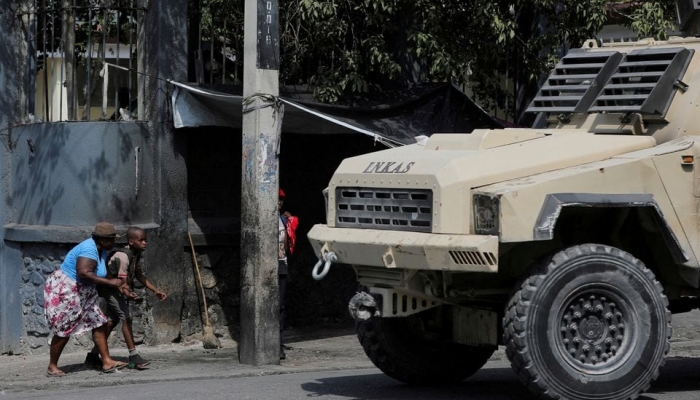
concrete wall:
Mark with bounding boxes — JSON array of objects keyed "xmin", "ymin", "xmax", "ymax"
[
  {"xmin": 0, "ymin": 0, "xmax": 35, "ymax": 354},
  {"xmin": 2, "ymin": 121, "xmax": 159, "ymax": 354},
  {"xmin": 9, "ymin": 122, "xmax": 154, "ymax": 227},
  {"xmin": 0, "ymin": 0, "xmax": 190, "ymax": 353}
]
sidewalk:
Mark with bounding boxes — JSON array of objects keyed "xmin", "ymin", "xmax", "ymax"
[
  {"xmin": 4, "ymin": 322, "xmax": 700, "ymax": 396},
  {"xmin": 0, "ymin": 324, "xmax": 374, "ymax": 395}
]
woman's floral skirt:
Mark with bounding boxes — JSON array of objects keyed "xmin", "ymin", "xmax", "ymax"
[{"xmin": 44, "ymin": 269, "xmax": 107, "ymax": 337}]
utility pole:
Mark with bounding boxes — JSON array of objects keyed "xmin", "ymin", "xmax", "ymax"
[{"xmin": 239, "ymin": 0, "xmax": 282, "ymax": 365}]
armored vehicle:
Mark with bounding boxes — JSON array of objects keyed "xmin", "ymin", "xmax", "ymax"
[{"xmin": 308, "ymin": 36, "xmax": 700, "ymax": 400}]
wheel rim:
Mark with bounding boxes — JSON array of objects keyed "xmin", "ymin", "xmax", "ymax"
[{"xmin": 555, "ymin": 284, "xmax": 637, "ymax": 374}]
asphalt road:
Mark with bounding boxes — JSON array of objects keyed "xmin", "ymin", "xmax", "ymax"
[
  {"xmin": 3, "ymin": 310, "xmax": 700, "ymax": 400},
  {"xmin": 5, "ymin": 358, "xmax": 700, "ymax": 400}
]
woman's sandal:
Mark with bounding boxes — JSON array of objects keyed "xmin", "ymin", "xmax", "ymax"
[
  {"xmin": 102, "ymin": 361, "xmax": 128, "ymax": 373},
  {"xmin": 46, "ymin": 369, "xmax": 66, "ymax": 377}
]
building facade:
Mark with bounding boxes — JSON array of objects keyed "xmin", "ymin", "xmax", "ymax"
[
  {"xmin": 0, "ymin": 0, "xmax": 365, "ymax": 355},
  {"xmin": 0, "ymin": 0, "xmax": 188, "ymax": 354}
]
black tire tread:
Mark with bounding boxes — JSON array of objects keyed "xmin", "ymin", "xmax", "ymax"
[
  {"xmin": 357, "ymin": 313, "xmax": 495, "ymax": 385},
  {"xmin": 503, "ymin": 244, "xmax": 671, "ymax": 400}
]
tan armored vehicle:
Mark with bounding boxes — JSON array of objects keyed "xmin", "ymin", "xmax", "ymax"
[{"xmin": 308, "ymin": 36, "xmax": 700, "ymax": 400}]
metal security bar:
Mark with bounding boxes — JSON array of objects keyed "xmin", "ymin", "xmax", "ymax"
[
  {"xmin": 22, "ymin": 0, "xmax": 241, "ymax": 123},
  {"xmin": 526, "ymin": 51, "xmax": 622, "ymax": 114},
  {"xmin": 527, "ymin": 47, "xmax": 693, "ymax": 119},
  {"xmin": 22, "ymin": 0, "xmax": 142, "ymax": 122},
  {"xmin": 590, "ymin": 48, "xmax": 693, "ymax": 117}
]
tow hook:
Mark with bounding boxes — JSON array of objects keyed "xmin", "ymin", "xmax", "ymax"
[
  {"xmin": 312, "ymin": 251, "xmax": 337, "ymax": 281},
  {"xmin": 348, "ymin": 292, "xmax": 380, "ymax": 321}
]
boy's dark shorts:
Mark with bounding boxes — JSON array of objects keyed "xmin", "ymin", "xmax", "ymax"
[{"xmin": 98, "ymin": 289, "xmax": 130, "ymax": 322}]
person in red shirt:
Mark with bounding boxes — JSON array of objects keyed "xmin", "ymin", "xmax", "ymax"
[{"xmin": 278, "ymin": 189, "xmax": 298, "ymax": 360}]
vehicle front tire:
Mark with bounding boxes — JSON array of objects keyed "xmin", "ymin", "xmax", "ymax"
[
  {"xmin": 357, "ymin": 308, "xmax": 495, "ymax": 385},
  {"xmin": 503, "ymin": 244, "xmax": 670, "ymax": 400}
]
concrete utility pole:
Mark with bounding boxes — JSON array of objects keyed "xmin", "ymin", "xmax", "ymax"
[{"xmin": 239, "ymin": 0, "xmax": 282, "ymax": 365}]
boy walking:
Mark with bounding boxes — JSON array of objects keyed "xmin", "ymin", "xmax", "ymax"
[{"xmin": 85, "ymin": 226, "xmax": 167, "ymax": 368}]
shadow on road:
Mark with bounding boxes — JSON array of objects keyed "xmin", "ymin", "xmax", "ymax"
[
  {"xmin": 284, "ymin": 322, "xmax": 356, "ymax": 343},
  {"xmin": 301, "ymin": 356, "xmax": 700, "ymax": 400},
  {"xmin": 301, "ymin": 366, "xmax": 538, "ymax": 400},
  {"xmin": 643, "ymin": 357, "xmax": 700, "ymax": 397}
]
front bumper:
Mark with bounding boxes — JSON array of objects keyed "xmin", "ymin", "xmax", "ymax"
[{"xmin": 307, "ymin": 225, "xmax": 499, "ymax": 273}]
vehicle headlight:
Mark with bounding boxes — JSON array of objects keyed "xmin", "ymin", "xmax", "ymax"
[{"xmin": 473, "ymin": 194, "xmax": 500, "ymax": 235}]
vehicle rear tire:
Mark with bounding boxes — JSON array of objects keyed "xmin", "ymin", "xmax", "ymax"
[
  {"xmin": 503, "ymin": 244, "xmax": 670, "ymax": 400},
  {"xmin": 357, "ymin": 308, "xmax": 496, "ymax": 385}
]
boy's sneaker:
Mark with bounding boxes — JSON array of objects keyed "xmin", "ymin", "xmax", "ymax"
[
  {"xmin": 84, "ymin": 352, "xmax": 102, "ymax": 368},
  {"xmin": 129, "ymin": 354, "xmax": 150, "ymax": 366}
]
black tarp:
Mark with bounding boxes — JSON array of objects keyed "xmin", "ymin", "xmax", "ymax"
[{"xmin": 170, "ymin": 82, "xmax": 506, "ymax": 146}]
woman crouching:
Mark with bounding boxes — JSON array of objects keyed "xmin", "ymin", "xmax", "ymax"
[{"xmin": 44, "ymin": 222, "xmax": 128, "ymax": 376}]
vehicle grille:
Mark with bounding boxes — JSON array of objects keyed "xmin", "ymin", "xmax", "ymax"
[{"xmin": 335, "ymin": 187, "xmax": 433, "ymax": 232}]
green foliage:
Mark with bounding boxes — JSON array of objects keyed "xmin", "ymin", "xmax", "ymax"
[
  {"xmin": 279, "ymin": 0, "xmax": 616, "ymax": 109},
  {"xmin": 611, "ymin": 0, "xmax": 677, "ymax": 40},
  {"xmin": 199, "ymin": 0, "xmax": 678, "ymax": 117},
  {"xmin": 35, "ymin": 0, "xmax": 681, "ymax": 117}
]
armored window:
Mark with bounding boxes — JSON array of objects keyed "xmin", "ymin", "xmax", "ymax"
[
  {"xmin": 590, "ymin": 48, "xmax": 693, "ymax": 118},
  {"xmin": 526, "ymin": 51, "xmax": 622, "ymax": 114}
]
